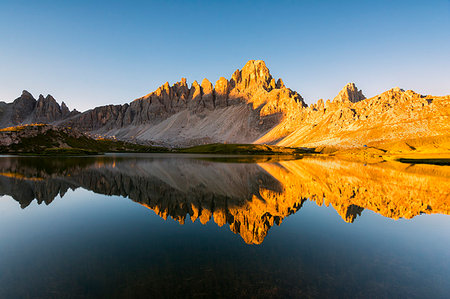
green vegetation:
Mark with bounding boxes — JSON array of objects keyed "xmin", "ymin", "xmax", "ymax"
[
  {"xmin": 0, "ymin": 126, "xmax": 313, "ymax": 157},
  {"xmin": 177, "ymin": 143, "xmax": 313, "ymax": 155},
  {"xmin": 0, "ymin": 126, "xmax": 168, "ymax": 155},
  {"xmin": 0, "ymin": 125, "xmax": 314, "ymax": 157}
]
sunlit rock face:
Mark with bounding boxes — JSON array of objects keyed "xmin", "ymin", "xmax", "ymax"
[
  {"xmin": 333, "ymin": 83, "xmax": 366, "ymax": 104},
  {"xmin": 0, "ymin": 60, "xmax": 308, "ymax": 147},
  {"xmin": 2, "ymin": 60, "xmax": 448, "ymax": 149},
  {"xmin": 0, "ymin": 156, "xmax": 448, "ymax": 244},
  {"xmin": 261, "ymin": 86, "xmax": 450, "ymax": 149},
  {"xmin": 48, "ymin": 60, "xmax": 306, "ymax": 146}
]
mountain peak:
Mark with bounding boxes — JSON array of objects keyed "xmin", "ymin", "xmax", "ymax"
[
  {"xmin": 242, "ymin": 59, "xmax": 268, "ymax": 71},
  {"xmin": 333, "ymin": 82, "xmax": 365, "ymax": 103},
  {"xmin": 227, "ymin": 60, "xmax": 284, "ymax": 95},
  {"xmin": 239, "ymin": 60, "xmax": 272, "ymax": 89},
  {"xmin": 21, "ymin": 90, "xmax": 34, "ymax": 99}
]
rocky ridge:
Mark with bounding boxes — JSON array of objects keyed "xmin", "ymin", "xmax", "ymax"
[
  {"xmin": 53, "ymin": 60, "xmax": 306, "ymax": 146},
  {"xmin": 1, "ymin": 60, "xmax": 449, "ymax": 149},
  {"xmin": 0, "ymin": 91, "xmax": 78, "ymax": 128},
  {"xmin": 258, "ymin": 86, "xmax": 450, "ymax": 150}
]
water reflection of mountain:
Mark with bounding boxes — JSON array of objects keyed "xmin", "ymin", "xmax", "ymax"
[{"xmin": 0, "ymin": 155, "xmax": 449, "ymax": 244}]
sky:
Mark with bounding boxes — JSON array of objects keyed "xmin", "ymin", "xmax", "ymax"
[{"xmin": 1, "ymin": 0, "xmax": 449, "ymax": 111}]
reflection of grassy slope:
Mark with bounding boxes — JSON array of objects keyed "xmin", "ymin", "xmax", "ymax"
[
  {"xmin": 177, "ymin": 143, "xmax": 312, "ymax": 155},
  {"xmin": 374, "ymin": 135, "xmax": 450, "ymax": 154},
  {"xmin": 325, "ymin": 135, "xmax": 450, "ymax": 164},
  {"xmin": 0, "ymin": 127, "xmax": 168, "ymax": 154},
  {"xmin": 197, "ymin": 156, "xmax": 302, "ymax": 163}
]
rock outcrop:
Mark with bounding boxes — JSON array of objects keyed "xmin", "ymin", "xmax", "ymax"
[
  {"xmin": 0, "ymin": 91, "xmax": 78, "ymax": 128},
  {"xmin": 0, "ymin": 124, "xmax": 81, "ymax": 147},
  {"xmin": 333, "ymin": 82, "xmax": 366, "ymax": 103}
]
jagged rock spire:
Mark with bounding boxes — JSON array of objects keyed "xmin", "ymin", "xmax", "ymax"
[
  {"xmin": 333, "ymin": 83, "xmax": 365, "ymax": 103},
  {"xmin": 4, "ymin": 90, "xmax": 78, "ymax": 126},
  {"xmin": 214, "ymin": 77, "xmax": 230, "ymax": 108},
  {"xmin": 231, "ymin": 60, "xmax": 275, "ymax": 92},
  {"xmin": 21, "ymin": 90, "xmax": 34, "ymax": 99}
]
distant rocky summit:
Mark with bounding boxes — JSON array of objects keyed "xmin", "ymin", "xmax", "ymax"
[
  {"xmin": 0, "ymin": 91, "xmax": 78, "ymax": 128},
  {"xmin": 1, "ymin": 60, "xmax": 449, "ymax": 150},
  {"xmin": 333, "ymin": 83, "xmax": 366, "ymax": 103}
]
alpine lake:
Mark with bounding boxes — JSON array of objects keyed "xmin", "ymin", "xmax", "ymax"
[{"xmin": 0, "ymin": 153, "xmax": 449, "ymax": 298}]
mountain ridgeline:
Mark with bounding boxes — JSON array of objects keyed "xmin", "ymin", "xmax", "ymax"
[
  {"xmin": 2, "ymin": 60, "xmax": 449, "ymax": 149},
  {"xmin": 0, "ymin": 91, "xmax": 79, "ymax": 128}
]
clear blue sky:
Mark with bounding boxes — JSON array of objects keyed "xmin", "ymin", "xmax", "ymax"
[{"xmin": 1, "ymin": 0, "xmax": 449, "ymax": 111}]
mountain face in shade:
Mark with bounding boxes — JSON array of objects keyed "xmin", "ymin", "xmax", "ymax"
[
  {"xmin": 0, "ymin": 91, "xmax": 78, "ymax": 128},
  {"xmin": 1, "ymin": 60, "xmax": 449, "ymax": 149}
]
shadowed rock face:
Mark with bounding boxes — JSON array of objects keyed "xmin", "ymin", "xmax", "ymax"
[
  {"xmin": 0, "ymin": 91, "xmax": 78, "ymax": 128},
  {"xmin": 0, "ymin": 155, "xmax": 448, "ymax": 244}
]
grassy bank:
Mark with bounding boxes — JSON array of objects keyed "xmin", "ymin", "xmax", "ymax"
[
  {"xmin": 0, "ymin": 125, "xmax": 169, "ymax": 155},
  {"xmin": 176, "ymin": 143, "xmax": 314, "ymax": 155}
]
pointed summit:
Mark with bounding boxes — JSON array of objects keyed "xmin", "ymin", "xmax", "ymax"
[
  {"xmin": 238, "ymin": 60, "xmax": 273, "ymax": 90},
  {"xmin": 21, "ymin": 90, "xmax": 34, "ymax": 99},
  {"xmin": 201, "ymin": 78, "xmax": 214, "ymax": 109},
  {"xmin": 229, "ymin": 60, "xmax": 280, "ymax": 93},
  {"xmin": 61, "ymin": 101, "xmax": 70, "ymax": 116},
  {"xmin": 241, "ymin": 60, "xmax": 270, "ymax": 78},
  {"xmin": 333, "ymin": 83, "xmax": 365, "ymax": 103},
  {"xmin": 214, "ymin": 77, "xmax": 230, "ymax": 108}
]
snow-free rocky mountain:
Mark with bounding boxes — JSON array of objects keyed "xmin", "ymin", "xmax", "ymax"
[{"xmin": 1, "ymin": 60, "xmax": 449, "ymax": 149}]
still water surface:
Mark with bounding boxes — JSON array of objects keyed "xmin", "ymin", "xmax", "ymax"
[{"xmin": 0, "ymin": 154, "xmax": 449, "ymax": 298}]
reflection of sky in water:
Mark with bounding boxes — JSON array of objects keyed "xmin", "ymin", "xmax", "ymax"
[{"xmin": 1, "ymin": 187, "xmax": 450, "ymax": 298}]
